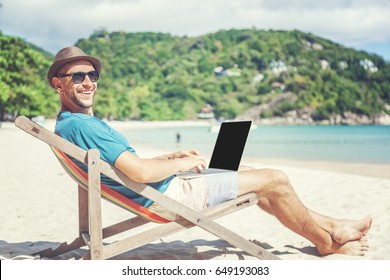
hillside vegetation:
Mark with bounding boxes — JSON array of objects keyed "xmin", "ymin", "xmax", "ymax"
[
  {"xmin": 1, "ymin": 29, "xmax": 389, "ymax": 124},
  {"xmin": 0, "ymin": 32, "xmax": 58, "ymax": 121}
]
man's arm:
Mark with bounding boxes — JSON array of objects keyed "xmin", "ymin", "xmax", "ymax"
[{"xmin": 114, "ymin": 150, "xmax": 206, "ymax": 183}]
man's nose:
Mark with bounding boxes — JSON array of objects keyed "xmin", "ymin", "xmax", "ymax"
[{"xmin": 82, "ymin": 75, "xmax": 94, "ymax": 87}]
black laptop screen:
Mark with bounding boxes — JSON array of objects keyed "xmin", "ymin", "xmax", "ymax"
[{"xmin": 208, "ymin": 121, "xmax": 252, "ymax": 171}]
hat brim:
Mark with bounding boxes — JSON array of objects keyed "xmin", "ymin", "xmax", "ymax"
[{"xmin": 47, "ymin": 55, "xmax": 102, "ymax": 88}]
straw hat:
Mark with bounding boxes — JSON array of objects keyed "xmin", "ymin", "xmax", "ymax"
[{"xmin": 47, "ymin": 46, "xmax": 102, "ymax": 88}]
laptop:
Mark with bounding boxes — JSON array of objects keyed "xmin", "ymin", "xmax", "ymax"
[{"xmin": 176, "ymin": 120, "xmax": 252, "ymax": 179}]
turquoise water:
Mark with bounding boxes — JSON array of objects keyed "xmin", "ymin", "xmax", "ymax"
[{"xmin": 123, "ymin": 125, "xmax": 390, "ymax": 164}]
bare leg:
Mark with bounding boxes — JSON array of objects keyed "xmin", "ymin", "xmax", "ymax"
[
  {"xmin": 238, "ymin": 168, "xmax": 371, "ymax": 255},
  {"xmin": 259, "ymin": 197, "xmax": 372, "ymax": 243}
]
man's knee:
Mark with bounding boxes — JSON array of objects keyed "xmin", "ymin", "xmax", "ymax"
[
  {"xmin": 238, "ymin": 168, "xmax": 291, "ymax": 197},
  {"xmin": 267, "ymin": 169, "xmax": 292, "ymax": 197}
]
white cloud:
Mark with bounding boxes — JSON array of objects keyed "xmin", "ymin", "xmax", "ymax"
[{"xmin": 0, "ymin": 0, "xmax": 389, "ymax": 59}]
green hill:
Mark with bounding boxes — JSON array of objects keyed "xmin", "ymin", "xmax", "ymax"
[
  {"xmin": 1, "ymin": 29, "xmax": 389, "ymax": 124},
  {"xmin": 0, "ymin": 31, "xmax": 58, "ymax": 121}
]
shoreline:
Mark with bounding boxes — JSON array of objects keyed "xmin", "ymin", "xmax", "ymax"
[
  {"xmin": 243, "ymin": 157, "xmax": 390, "ymax": 180},
  {"xmin": 4, "ymin": 117, "xmax": 390, "ymax": 130}
]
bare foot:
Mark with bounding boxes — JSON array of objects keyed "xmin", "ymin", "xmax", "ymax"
[
  {"xmin": 318, "ymin": 236, "xmax": 369, "ymax": 256},
  {"xmin": 332, "ymin": 216, "xmax": 372, "ymax": 244},
  {"xmin": 331, "ymin": 237, "xmax": 369, "ymax": 256}
]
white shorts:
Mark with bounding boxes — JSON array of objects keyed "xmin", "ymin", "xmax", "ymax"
[{"xmin": 148, "ymin": 172, "xmax": 238, "ymax": 221}]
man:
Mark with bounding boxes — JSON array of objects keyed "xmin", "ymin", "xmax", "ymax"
[{"xmin": 49, "ymin": 46, "xmax": 372, "ymax": 256}]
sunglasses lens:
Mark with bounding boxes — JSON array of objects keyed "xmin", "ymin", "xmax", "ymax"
[
  {"xmin": 88, "ymin": 71, "xmax": 99, "ymax": 82},
  {"xmin": 72, "ymin": 73, "xmax": 86, "ymax": 83}
]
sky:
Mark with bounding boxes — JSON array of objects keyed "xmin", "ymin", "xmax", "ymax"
[{"xmin": 1, "ymin": 0, "xmax": 390, "ymax": 61}]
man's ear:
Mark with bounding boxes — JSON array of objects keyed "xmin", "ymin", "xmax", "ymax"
[{"xmin": 52, "ymin": 77, "xmax": 62, "ymax": 91}]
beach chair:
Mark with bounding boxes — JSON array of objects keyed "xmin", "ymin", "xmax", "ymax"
[{"xmin": 15, "ymin": 116, "xmax": 279, "ymax": 260}]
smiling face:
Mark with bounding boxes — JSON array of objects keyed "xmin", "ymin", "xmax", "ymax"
[{"xmin": 52, "ymin": 60, "xmax": 98, "ymax": 115}]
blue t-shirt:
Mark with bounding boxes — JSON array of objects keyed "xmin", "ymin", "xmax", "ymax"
[{"xmin": 55, "ymin": 111, "xmax": 174, "ymax": 207}]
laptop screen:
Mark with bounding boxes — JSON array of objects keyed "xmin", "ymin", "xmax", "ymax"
[{"xmin": 208, "ymin": 121, "xmax": 252, "ymax": 171}]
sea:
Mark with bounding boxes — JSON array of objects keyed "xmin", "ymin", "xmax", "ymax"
[{"xmin": 123, "ymin": 124, "xmax": 390, "ymax": 164}]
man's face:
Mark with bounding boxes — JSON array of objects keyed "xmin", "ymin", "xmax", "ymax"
[{"xmin": 54, "ymin": 60, "xmax": 98, "ymax": 114}]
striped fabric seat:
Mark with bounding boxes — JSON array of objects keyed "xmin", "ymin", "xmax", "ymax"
[{"xmin": 51, "ymin": 147, "xmax": 170, "ymax": 224}]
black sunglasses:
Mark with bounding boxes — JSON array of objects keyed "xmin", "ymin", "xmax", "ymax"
[{"xmin": 57, "ymin": 71, "xmax": 100, "ymax": 84}]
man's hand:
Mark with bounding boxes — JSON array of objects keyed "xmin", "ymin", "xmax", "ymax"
[
  {"xmin": 177, "ymin": 152, "xmax": 207, "ymax": 173},
  {"xmin": 164, "ymin": 149, "xmax": 206, "ymax": 172},
  {"xmin": 166, "ymin": 149, "xmax": 201, "ymax": 160}
]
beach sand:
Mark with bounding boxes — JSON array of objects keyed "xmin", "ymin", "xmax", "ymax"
[{"xmin": 1, "ymin": 119, "xmax": 390, "ymax": 260}]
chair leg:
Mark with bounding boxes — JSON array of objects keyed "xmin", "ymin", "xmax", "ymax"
[
  {"xmin": 87, "ymin": 149, "xmax": 103, "ymax": 259},
  {"xmin": 78, "ymin": 186, "xmax": 89, "ymax": 234}
]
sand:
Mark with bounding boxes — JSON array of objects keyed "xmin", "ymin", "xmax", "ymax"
[{"xmin": 1, "ymin": 119, "xmax": 390, "ymax": 261}]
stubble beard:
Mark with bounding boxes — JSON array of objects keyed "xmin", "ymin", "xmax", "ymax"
[{"xmin": 73, "ymin": 92, "xmax": 95, "ymax": 109}]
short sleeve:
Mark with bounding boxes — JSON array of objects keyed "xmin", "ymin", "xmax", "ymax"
[{"xmin": 68, "ymin": 119, "xmax": 129, "ymax": 166}]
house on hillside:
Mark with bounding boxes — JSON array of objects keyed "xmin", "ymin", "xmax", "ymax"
[
  {"xmin": 319, "ymin": 59, "xmax": 330, "ymax": 70},
  {"xmin": 271, "ymin": 82, "xmax": 285, "ymax": 92},
  {"xmin": 252, "ymin": 71, "xmax": 264, "ymax": 84},
  {"xmin": 213, "ymin": 65, "xmax": 241, "ymax": 77},
  {"xmin": 359, "ymin": 59, "xmax": 378, "ymax": 73},
  {"xmin": 269, "ymin": 59, "xmax": 287, "ymax": 75},
  {"xmin": 339, "ymin": 61, "xmax": 348, "ymax": 70},
  {"xmin": 197, "ymin": 104, "xmax": 215, "ymax": 119}
]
